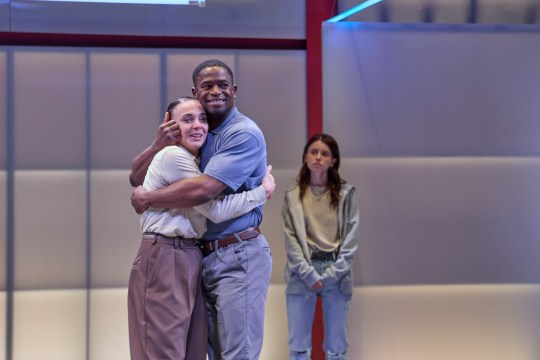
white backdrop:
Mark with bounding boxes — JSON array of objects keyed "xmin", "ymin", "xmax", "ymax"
[{"xmin": 321, "ymin": 21, "xmax": 540, "ymax": 359}]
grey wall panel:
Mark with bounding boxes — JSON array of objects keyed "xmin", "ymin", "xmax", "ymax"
[
  {"xmin": 477, "ymin": 0, "xmax": 536, "ymax": 24},
  {"xmin": 337, "ymin": 0, "xmax": 532, "ymax": 24},
  {"xmin": 237, "ymin": 52, "xmax": 307, "ymax": 170},
  {"xmin": 0, "ymin": 1, "xmax": 9, "ymax": 31},
  {"xmin": 89, "ymin": 51, "xmax": 161, "ymax": 169},
  {"xmin": 14, "ymin": 50, "xmax": 87, "ymax": 169},
  {"xmin": 0, "ymin": 50, "xmax": 6, "ymax": 170},
  {"xmin": 323, "ymin": 23, "xmax": 540, "ymax": 157}
]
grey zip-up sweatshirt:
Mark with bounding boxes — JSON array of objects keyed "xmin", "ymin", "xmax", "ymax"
[{"xmin": 282, "ymin": 183, "xmax": 360, "ymax": 294}]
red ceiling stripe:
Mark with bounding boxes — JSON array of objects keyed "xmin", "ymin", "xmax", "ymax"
[{"xmin": 0, "ymin": 32, "xmax": 305, "ymax": 50}]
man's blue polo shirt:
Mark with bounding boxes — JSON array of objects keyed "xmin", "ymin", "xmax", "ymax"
[{"xmin": 199, "ymin": 107, "xmax": 267, "ymax": 241}]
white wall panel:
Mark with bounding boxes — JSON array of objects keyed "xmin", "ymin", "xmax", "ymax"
[
  {"xmin": 349, "ymin": 285, "xmax": 540, "ymax": 360},
  {"xmin": 13, "ymin": 290, "xmax": 87, "ymax": 360},
  {"xmin": 86, "ymin": 285, "xmax": 290, "ymax": 360},
  {"xmin": 90, "ymin": 51, "xmax": 161, "ymax": 169},
  {"xmin": 14, "ymin": 171, "xmax": 87, "ymax": 288},
  {"xmin": 261, "ymin": 284, "xmax": 288, "ymax": 360},
  {"xmin": 14, "ymin": 50, "xmax": 87, "ymax": 168},
  {"xmin": 9, "ymin": 285, "xmax": 540, "ymax": 360},
  {"xmin": 340, "ymin": 157, "xmax": 540, "ymax": 285},
  {"xmin": 89, "ymin": 288, "xmax": 130, "ymax": 360},
  {"xmin": 260, "ymin": 169, "xmax": 297, "ymax": 284},
  {"xmin": 266, "ymin": 284, "xmax": 540, "ymax": 360},
  {"xmin": 90, "ymin": 170, "xmax": 140, "ymax": 287},
  {"xmin": 0, "ymin": 172, "xmax": 6, "ymax": 289},
  {"xmin": 0, "ymin": 292, "xmax": 5, "ymax": 358}
]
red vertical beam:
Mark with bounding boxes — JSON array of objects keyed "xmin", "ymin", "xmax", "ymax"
[
  {"xmin": 311, "ymin": 298, "xmax": 325, "ymax": 360},
  {"xmin": 306, "ymin": 1, "xmax": 338, "ymax": 359},
  {"xmin": 306, "ymin": 0, "xmax": 337, "ymax": 138}
]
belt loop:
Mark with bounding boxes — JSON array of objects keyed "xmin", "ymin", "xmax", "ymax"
[
  {"xmin": 152, "ymin": 233, "xmax": 157, "ymax": 245},
  {"xmin": 233, "ymin": 233, "xmax": 242, "ymax": 243}
]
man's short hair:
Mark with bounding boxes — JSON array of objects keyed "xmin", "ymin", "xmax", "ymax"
[{"xmin": 192, "ymin": 59, "xmax": 234, "ymax": 86}]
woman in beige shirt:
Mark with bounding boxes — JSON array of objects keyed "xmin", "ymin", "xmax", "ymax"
[
  {"xmin": 282, "ymin": 133, "xmax": 359, "ymax": 360},
  {"xmin": 128, "ymin": 96, "xmax": 275, "ymax": 360}
]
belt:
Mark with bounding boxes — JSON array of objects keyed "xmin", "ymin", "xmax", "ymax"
[
  {"xmin": 143, "ymin": 232, "xmax": 199, "ymax": 248},
  {"xmin": 201, "ymin": 227, "xmax": 261, "ymax": 255},
  {"xmin": 311, "ymin": 251, "xmax": 338, "ymax": 261}
]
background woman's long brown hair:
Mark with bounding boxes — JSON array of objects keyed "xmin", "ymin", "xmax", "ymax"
[{"xmin": 297, "ymin": 133, "xmax": 346, "ymax": 209}]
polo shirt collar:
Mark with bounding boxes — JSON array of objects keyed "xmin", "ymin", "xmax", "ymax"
[{"xmin": 210, "ymin": 107, "xmax": 238, "ymax": 135}]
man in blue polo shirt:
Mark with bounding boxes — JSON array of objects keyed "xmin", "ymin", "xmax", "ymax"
[{"xmin": 130, "ymin": 59, "xmax": 272, "ymax": 360}]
